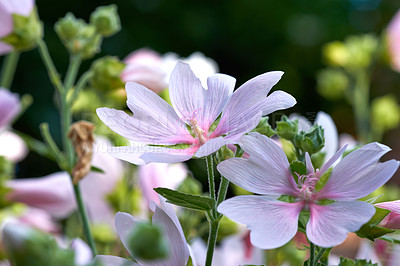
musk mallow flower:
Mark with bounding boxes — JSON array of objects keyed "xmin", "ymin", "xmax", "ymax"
[
  {"xmin": 217, "ymin": 132, "xmax": 399, "ymax": 249},
  {"xmin": 375, "ymin": 200, "xmax": 400, "ymax": 230},
  {"xmin": 95, "ymin": 198, "xmax": 191, "ymax": 266},
  {"xmin": 97, "ymin": 61, "xmax": 296, "ymax": 165}
]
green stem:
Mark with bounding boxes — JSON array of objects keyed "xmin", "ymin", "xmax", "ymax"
[
  {"xmin": 73, "ymin": 183, "xmax": 97, "ymax": 256},
  {"xmin": 69, "ymin": 71, "xmax": 92, "ymax": 105},
  {"xmin": 0, "ymin": 51, "xmax": 20, "ymax": 88},
  {"xmin": 64, "ymin": 54, "xmax": 81, "ymax": 92},
  {"xmin": 217, "ymin": 176, "xmax": 229, "ymax": 207},
  {"xmin": 205, "ymin": 220, "xmax": 219, "ymax": 266},
  {"xmin": 206, "ymin": 155, "xmax": 215, "ymax": 200},
  {"xmin": 314, "ymin": 247, "xmax": 327, "ymax": 264},
  {"xmin": 309, "ymin": 242, "xmax": 315, "ymax": 266},
  {"xmin": 36, "ymin": 39, "xmax": 64, "ymax": 94},
  {"xmin": 39, "ymin": 123, "xmax": 66, "ymax": 170},
  {"xmin": 353, "ymin": 69, "xmax": 370, "ymax": 143}
]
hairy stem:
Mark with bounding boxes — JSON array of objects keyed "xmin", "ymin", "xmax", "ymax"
[{"xmin": 0, "ymin": 51, "xmax": 20, "ymax": 88}]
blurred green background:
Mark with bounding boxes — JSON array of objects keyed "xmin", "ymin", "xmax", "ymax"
[{"xmin": 2, "ymin": 0, "xmax": 400, "ymax": 180}]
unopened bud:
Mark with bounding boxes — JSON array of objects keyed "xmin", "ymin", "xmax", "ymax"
[
  {"xmin": 294, "ymin": 125, "xmax": 325, "ymax": 155},
  {"xmin": 128, "ymin": 222, "xmax": 169, "ymax": 261},
  {"xmin": 89, "ymin": 56, "xmax": 125, "ymax": 92},
  {"xmin": 375, "ymin": 200, "xmax": 400, "ymax": 230},
  {"xmin": 90, "ymin": 5, "xmax": 121, "ymax": 37},
  {"xmin": 276, "ymin": 116, "xmax": 298, "ymax": 140},
  {"xmin": 216, "ymin": 145, "xmax": 235, "ymax": 162},
  {"xmin": 323, "ymin": 41, "xmax": 348, "ymax": 67},
  {"xmin": 252, "ymin": 116, "xmax": 275, "ymax": 137},
  {"xmin": 55, "ymin": 13, "xmax": 85, "ymax": 42},
  {"xmin": 371, "ymin": 95, "xmax": 400, "ymax": 132},
  {"xmin": 68, "ymin": 121, "xmax": 95, "ymax": 184},
  {"xmin": 316, "ymin": 68, "xmax": 348, "ymax": 100}
]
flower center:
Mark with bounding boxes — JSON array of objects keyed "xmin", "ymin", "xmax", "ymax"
[
  {"xmin": 181, "ymin": 109, "xmax": 208, "ymax": 145},
  {"xmin": 297, "ymin": 172, "xmax": 319, "ymax": 202}
]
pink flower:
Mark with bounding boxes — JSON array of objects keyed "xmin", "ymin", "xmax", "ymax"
[
  {"xmin": 375, "ymin": 200, "xmax": 400, "ymax": 229},
  {"xmin": 0, "ymin": 0, "xmax": 35, "ymax": 55},
  {"xmin": 217, "ymin": 132, "xmax": 399, "ymax": 248},
  {"xmin": 0, "ymin": 88, "xmax": 20, "ymax": 129},
  {"xmin": 97, "ymin": 61, "xmax": 296, "ymax": 165},
  {"xmin": 95, "ymin": 199, "xmax": 190, "ymax": 266},
  {"xmin": 387, "ymin": 10, "xmax": 400, "ymax": 72}
]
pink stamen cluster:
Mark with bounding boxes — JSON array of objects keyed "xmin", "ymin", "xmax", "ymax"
[{"xmin": 296, "ymin": 171, "xmax": 320, "ymax": 202}]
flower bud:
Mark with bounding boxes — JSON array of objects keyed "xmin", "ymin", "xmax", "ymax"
[
  {"xmin": 216, "ymin": 144, "xmax": 235, "ymax": 162},
  {"xmin": 1, "ymin": 7, "xmax": 43, "ymax": 54},
  {"xmin": 323, "ymin": 41, "xmax": 348, "ymax": 67},
  {"xmin": 276, "ymin": 116, "xmax": 298, "ymax": 140},
  {"xmin": 90, "ymin": 5, "xmax": 121, "ymax": 37},
  {"xmin": 55, "ymin": 13, "xmax": 85, "ymax": 42},
  {"xmin": 371, "ymin": 95, "xmax": 400, "ymax": 132},
  {"xmin": 252, "ymin": 116, "xmax": 275, "ymax": 137},
  {"xmin": 375, "ymin": 200, "xmax": 400, "ymax": 230},
  {"xmin": 294, "ymin": 125, "xmax": 325, "ymax": 155},
  {"xmin": 89, "ymin": 56, "xmax": 125, "ymax": 92},
  {"xmin": 316, "ymin": 68, "xmax": 348, "ymax": 100},
  {"xmin": 76, "ymin": 24, "xmax": 102, "ymax": 59},
  {"xmin": 127, "ymin": 222, "xmax": 169, "ymax": 261}
]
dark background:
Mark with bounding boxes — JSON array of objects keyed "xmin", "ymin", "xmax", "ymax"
[{"xmin": 3, "ymin": 0, "xmax": 400, "ymax": 181}]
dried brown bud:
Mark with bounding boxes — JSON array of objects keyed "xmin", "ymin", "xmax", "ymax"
[{"xmin": 68, "ymin": 121, "xmax": 95, "ymax": 184}]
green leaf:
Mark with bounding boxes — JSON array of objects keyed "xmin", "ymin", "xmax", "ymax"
[
  {"xmin": 338, "ymin": 257, "xmax": 378, "ymax": 266},
  {"xmin": 356, "ymin": 206, "xmax": 394, "ymax": 241},
  {"xmin": 290, "ymin": 160, "xmax": 306, "ymax": 183},
  {"xmin": 379, "ymin": 235, "xmax": 400, "ymax": 244},
  {"xmin": 154, "ymin": 187, "xmax": 216, "ymax": 211},
  {"xmin": 90, "ymin": 166, "xmax": 105, "ymax": 174}
]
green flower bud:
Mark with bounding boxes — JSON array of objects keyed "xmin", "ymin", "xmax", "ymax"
[
  {"xmin": 90, "ymin": 5, "xmax": 121, "ymax": 37},
  {"xmin": 344, "ymin": 34, "xmax": 378, "ymax": 70},
  {"xmin": 371, "ymin": 95, "xmax": 400, "ymax": 132},
  {"xmin": 216, "ymin": 145, "xmax": 235, "ymax": 162},
  {"xmin": 177, "ymin": 176, "xmax": 202, "ymax": 195},
  {"xmin": 89, "ymin": 56, "xmax": 125, "ymax": 92},
  {"xmin": 1, "ymin": 8, "xmax": 43, "ymax": 52},
  {"xmin": 276, "ymin": 116, "xmax": 298, "ymax": 140},
  {"xmin": 316, "ymin": 68, "xmax": 348, "ymax": 100},
  {"xmin": 323, "ymin": 41, "xmax": 349, "ymax": 67},
  {"xmin": 77, "ymin": 24, "xmax": 102, "ymax": 59},
  {"xmin": 128, "ymin": 222, "xmax": 169, "ymax": 261},
  {"xmin": 55, "ymin": 13, "xmax": 85, "ymax": 42},
  {"xmin": 91, "ymin": 224, "xmax": 116, "ymax": 243},
  {"xmin": 294, "ymin": 125, "xmax": 325, "ymax": 155},
  {"xmin": 2, "ymin": 224, "xmax": 75, "ymax": 266},
  {"xmin": 252, "ymin": 116, "xmax": 276, "ymax": 137}
]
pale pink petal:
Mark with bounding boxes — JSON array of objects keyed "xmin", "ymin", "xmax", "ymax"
[
  {"xmin": 375, "ymin": 200, "xmax": 400, "ymax": 229},
  {"xmin": 306, "ymin": 201, "xmax": 375, "ymax": 247},
  {"xmin": 0, "ymin": 89, "xmax": 20, "ymax": 128},
  {"xmin": 318, "ymin": 144, "xmax": 347, "ymax": 177},
  {"xmin": 0, "ymin": 41, "xmax": 13, "ymax": 55},
  {"xmin": 139, "ymin": 163, "xmax": 187, "ymax": 206},
  {"xmin": 387, "ymin": 10, "xmax": 400, "ymax": 72},
  {"xmin": 201, "ymin": 74, "xmax": 235, "ymax": 131},
  {"xmin": 71, "ymin": 238, "xmax": 93, "ymax": 265},
  {"xmin": 305, "ymin": 152, "xmax": 314, "ymax": 174},
  {"xmin": 108, "ymin": 145, "xmax": 196, "ymax": 165},
  {"xmin": 260, "ymin": 90, "xmax": 296, "ymax": 116},
  {"xmin": 169, "ymin": 61, "xmax": 205, "ymax": 123},
  {"xmin": 218, "ymin": 196, "xmax": 303, "ymax": 249},
  {"xmin": 182, "ymin": 52, "xmax": 219, "ymax": 89},
  {"xmin": 0, "ymin": 130, "xmax": 28, "ymax": 162},
  {"xmin": 96, "ymin": 107, "xmax": 193, "ymax": 145},
  {"xmin": 315, "ymin": 111, "xmax": 338, "ymax": 162},
  {"xmin": 0, "ymin": 3, "xmax": 12, "ymax": 38},
  {"xmin": 2, "ymin": 0, "xmax": 34, "ymax": 16},
  {"xmin": 115, "ymin": 212, "xmax": 137, "ymax": 257},
  {"xmin": 194, "ymin": 136, "xmax": 230, "ymax": 158},
  {"xmin": 316, "ymin": 143, "xmax": 399, "ymax": 200},
  {"xmin": 94, "ymin": 255, "xmax": 138, "ymax": 266},
  {"xmin": 212, "ymin": 71, "xmax": 284, "ymax": 138},
  {"xmin": 7, "ymin": 172, "xmax": 76, "ymax": 218},
  {"xmin": 217, "ymin": 133, "xmax": 298, "ymax": 196},
  {"xmin": 289, "ymin": 113, "xmax": 312, "ymax": 132},
  {"xmin": 18, "ymin": 207, "xmax": 59, "ymax": 233},
  {"xmin": 152, "ymin": 200, "xmax": 189, "ymax": 266}
]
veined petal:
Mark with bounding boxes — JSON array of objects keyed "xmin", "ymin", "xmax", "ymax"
[
  {"xmin": 306, "ymin": 201, "xmax": 375, "ymax": 247},
  {"xmin": 305, "ymin": 153, "xmax": 314, "ymax": 174},
  {"xmin": 211, "ymin": 72, "xmax": 283, "ymax": 138},
  {"xmin": 115, "ymin": 212, "xmax": 137, "ymax": 257},
  {"xmin": 318, "ymin": 144, "xmax": 347, "ymax": 177},
  {"xmin": 169, "ymin": 61, "xmax": 205, "ymax": 122},
  {"xmin": 316, "ymin": 143, "xmax": 399, "ymax": 200},
  {"xmin": 217, "ymin": 133, "xmax": 298, "ymax": 195},
  {"xmin": 218, "ymin": 196, "xmax": 303, "ymax": 249},
  {"xmin": 108, "ymin": 145, "xmax": 196, "ymax": 165},
  {"xmin": 151, "ymin": 200, "xmax": 189, "ymax": 266},
  {"xmin": 194, "ymin": 136, "xmax": 230, "ymax": 158},
  {"xmin": 260, "ymin": 90, "xmax": 296, "ymax": 116},
  {"xmin": 316, "ymin": 159, "xmax": 399, "ymax": 201},
  {"xmin": 94, "ymin": 255, "xmax": 138, "ymax": 266},
  {"xmin": 315, "ymin": 112, "xmax": 338, "ymax": 163},
  {"xmin": 201, "ymin": 74, "xmax": 236, "ymax": 131},
  {"xmin": 96, "ymin": 107, "xmax": 194, "ymax": 145}
]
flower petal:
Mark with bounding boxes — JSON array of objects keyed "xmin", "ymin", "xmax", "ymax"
[
  {"xmin": 316, "ymin": 143, "xmax": 399, "ymax": 200},
  {"xmin": 217, "ymin": 133, "xmax": 298, "ymax": 196},
  {"xmin": 201, "ymin": 74, "xmax": 236, "ymax": 131},
  {"xmin": 194, "ymin": 136, "xmax": 230, "ymax": 158},
  {"xmin": 212, "ymin": 71, "xmax": 284, "ymax": 138},
  {"xmin": 375, "ymin": 200, "xmax": 400, "ymax": 229},
  {"xmin": 0, "ymin": 88, "xmax": 20, "ymax": 129},
  {"xmin": 169, "ymin": 61, "xmax": 205, "ymax": 122},
  {"xmin": 0, "ymin": 41, "xmax": 13, "ymax": 55},
  {"xmin": 218, "ymin": 196, "xmax": 303, "ymax": 249},
  {"xmin": 115, "ymin": 212, "xmax": 137, "ymax": 256},
  {"xmin": 306, "ymin": 201, "xmax": 375, "ymax": 247},
  {"xmin": 151, "ymin": 200, "xmax": 189, "ymax": 266},
  {"xmin": 3, "ymin": 0, "xmax": 34, "ymax": 16},
  {"xmin": 0, "ymin": 130, "xmax": 28, "ymax": 162},
  {"xmin": 315, "ymin": 112, "xmax": 338, "ymax": 163},
  {"xmin": 96, "ymin": 107, "xmax": 194, "ymax": 145},
  {"xmin": 305, "ymin": 152, "xmax": 314, "ymax": 174},
  {"xmin": 260, "ymin": 90, "xmax": 296, "ymax": 116},
  {"xmin": 0, "ymin": 2, "xmax": 13, "ymax": 38},
  {"xmin": 71, "ymin": 238, "xmax": 92, "ymax": 265},
  {"xmin": 108, "ymin": 145, "xmax": 196, "ymax": 165},
  {"xmin": 94, "ymin": 255, "xmax": 138, "ymax": 266},
  {"xmin": 318, "ymin": 144, "xmax": 347, "ymax": 177}
]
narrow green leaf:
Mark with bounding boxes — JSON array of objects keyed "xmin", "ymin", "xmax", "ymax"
[
  {"xmin": 154, "ymin": 187, "xmax": 216, "ymax": 211},
  {"xmin": 90, "ymin": 166, "xmax": 104, "ymax": 174},
  {"xmin": 355, "ymin": 206, "xmax": 394, "ymax": 241}
]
